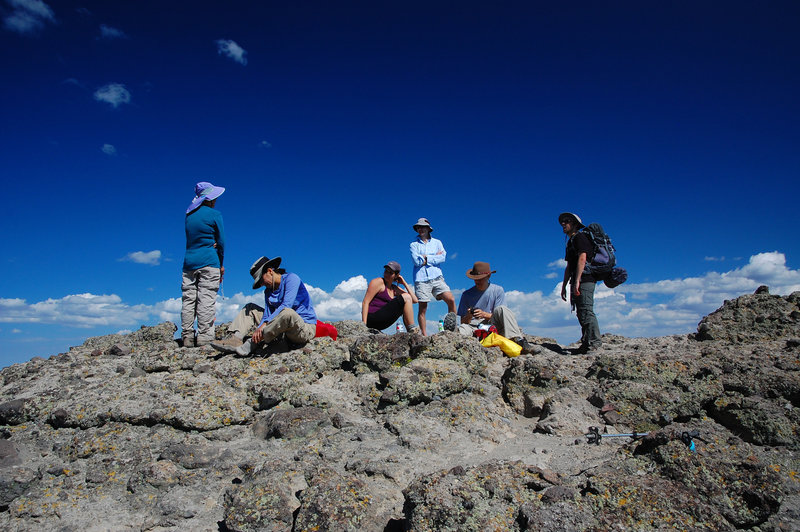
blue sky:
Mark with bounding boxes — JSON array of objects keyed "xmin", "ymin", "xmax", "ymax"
[{"xmin": 2, "ymin": 1, "xmax": 799, "ymax": 368}]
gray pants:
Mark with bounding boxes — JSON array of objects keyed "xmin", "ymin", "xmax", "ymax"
[
  {"xmin": 573, "ymin": 281, "xmax": 601, "ymax": 348},
  {"xmin": 457, "ymin": 305, "xmax": 523, "ymax": 339},
  {"xmin": 231, "ymin": 305, "xmax": 316, "ymax": 345},
  {"xmin": 181, "ymin": 266, "xmax": 220, "ymax": 343}
]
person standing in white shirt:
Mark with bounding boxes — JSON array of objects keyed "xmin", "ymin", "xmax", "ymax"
[{"xmin": 410, "ymin": 217, "xmax": 456, "ymax": 336}]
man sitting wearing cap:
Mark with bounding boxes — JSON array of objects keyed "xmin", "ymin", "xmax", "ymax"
[
  {"xmin": 212, "ymin": 256, "xmax": 319, "ymax": 355},
  {"xmin": 444, "ymin": 261, "xmax": 534, "ymax": 354}
]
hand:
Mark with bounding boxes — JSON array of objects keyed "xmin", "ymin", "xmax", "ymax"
[
  {"xmin": 220, "ymin": 266, "xmax": 225, "ymax": 281},
  {"xmin": 252, "ymin": 325, "xmax": 265, "ymax": 344},
  {"xmin": 572, "ymin": 283, "xmax": 581, "ymax": 297},
  {"xmin": 423, "ymin": 255, "xmax": 428, "ymax": 265},
  {"xmin": 560, "ymin": 286, "xmax": 568, "ymax": 301},
  {"xmin": 397, "ymin": 274, "xmax": 407, "ymax": 285},
  {"xmin": 472, "ymin": 308, "xmax": 489, "ymax": 320}
]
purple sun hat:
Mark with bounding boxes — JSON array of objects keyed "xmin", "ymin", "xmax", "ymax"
[{"xmin": 186, "ymin": 182, "xmax": 225, "ymax": 213}]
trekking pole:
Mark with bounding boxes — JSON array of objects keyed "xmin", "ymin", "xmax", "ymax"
[
  {"xmin": 585, "ymin": 426, "xmax": 650, "ymax": 445},
  {"xmin": 585, "ymin": 426, "xmax": 701, "ymax": 452}
]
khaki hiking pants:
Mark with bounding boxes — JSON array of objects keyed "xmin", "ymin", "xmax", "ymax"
[
  {"xmin": 181, "ymin": 266, "xmax": 221, "ymax": 343},
  {"xmin": 230, "ymin": 305, "xmax": 315, "ymax": 346},
  {"xmin": 457, "ymin": 305, "xmax": 523, "ymax": 340}
]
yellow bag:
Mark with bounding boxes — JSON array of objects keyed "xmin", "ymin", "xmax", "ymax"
[{"xmin": 480, "ymin": 332, "xmax": 522, "ymax": 357}]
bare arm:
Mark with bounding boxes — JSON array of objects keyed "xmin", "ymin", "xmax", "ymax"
[
  {"xmin": 361, "ymin": 278, "xmax": 383, "ymax": 323},
  {"xmin": 395, "ymin": 274, "xmax": 418, "ymax": 303},
  {"xmin": 561, "ymin": 266, "xmax": 570, "ymax": 301},
  {"xmin": 572, "ymin": 253, "xmax": 587, "ymax": 297}
]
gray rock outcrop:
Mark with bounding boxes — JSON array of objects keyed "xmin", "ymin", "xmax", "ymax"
[{"xmin": 0, "ymin": 289, "xmax": 798, "ymax": 530}]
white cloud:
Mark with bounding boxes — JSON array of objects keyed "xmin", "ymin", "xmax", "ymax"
[
  {"xmin": 120, "ymin": 250, "xmax": 161, "ymax": 265},
  {"xmin": 704, "ymin": 256, "xmax": 725, "ymax": 262},
  {"xmin": 332, "ymin": 275, "xmax": 368, "ymax": 296},
  {"xmin": 101, "ymin": 144, "xmax": 116, "ymax": 155},
  {"xmin": 0, "ymin": 294, "xmax": 152, "ymax": 328},
  {"xmin": 93, "ymin": 83, "xmax": 131, "ymax": 108},
  {"xmin": 260, "ymin": 140, "xmax": 272, "ymax": 149},
  {"xmin": 3, "ymin": 0, "xmax": 55, "ymax": 34},
  {"xmin": 99, "ymin": 24, "xmax": 126, "ymax": 39},
  {"xmin": 215, "ymin": 39, "xmax": 247, "ymax": 65}
]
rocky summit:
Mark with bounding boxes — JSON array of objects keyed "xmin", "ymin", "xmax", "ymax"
[{"xmin": 1, "ymin": 287, "xmax": 799, "ymax": 531}]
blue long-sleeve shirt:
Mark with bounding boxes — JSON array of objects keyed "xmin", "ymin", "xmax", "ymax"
[
  {"xmin": 183, "ymin": 206, "xmax": 225, "ymax": 271},
  {"xmin": 260, "ymin": 272, "xmax": 317, "ymax": 326},
  {"xmin": 410, "ymin": 237, "xmax": 447, "ymax": 283}
]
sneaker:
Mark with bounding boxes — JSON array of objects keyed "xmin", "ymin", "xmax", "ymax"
[
  {"xmin": 182, "ymin": 337, "xmax": 195, "ymax": 348},
  {"xmin": 443, "ymin": 312, "xmax": 458, "ymax": 332},
  {"xmin": 408, "ymin": 326, "xmax": 421, "ymax": 335}
]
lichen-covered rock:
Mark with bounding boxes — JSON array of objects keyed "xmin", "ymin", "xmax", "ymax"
[
  {"xmin": 379, "ymin": 358, "xmax": 472, "ymax": 407},
  {"xmin": 404, "ymin": 461, "xmax": 558, "ymax": 531},
  {"xmin": 223, "ymin": 463, "xmax": 307, "ymax": 532},
  {"xmin": 502, "ymin": 354, "xmax": 568, "ymax": 418},
  {"xmin": 294, "ymin": 466, "xmax": 398, "ymax": 531},
  {"xmin": 0, "ymin": 295, "xmax": 799, "ymax": 531},
  {"xmin": 697, "ymin": 287, "xmax": 800, "ymax": 342},
  {"xmin": 349, "ymin": 333, "xmax": 414, "ymax": 373}
]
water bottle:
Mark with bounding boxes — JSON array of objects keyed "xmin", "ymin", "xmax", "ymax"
[
  {"xmin": 438, "ymin": 319, "xmax": 444, "ymax": 332},
  {"xmin": 396, "ymin": 322, "xmax": 406, "ymax": 333}
]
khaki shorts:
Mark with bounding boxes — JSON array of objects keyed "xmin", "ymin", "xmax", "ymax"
[{"xmin": 414, "ymin": 276, "xmax": 451, "ymax": 302}]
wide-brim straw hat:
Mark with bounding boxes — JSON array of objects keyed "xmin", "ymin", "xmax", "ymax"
[
  {"xmin": 250, "ymin": 256, "xmax": 282, "ymax": 289},
  {"xmin": 186, "ymin": 182, "xmax": 225, "ymax": 213},
  {"xmin": 466, "ymin": 261, "xmax": 496, "ymax": 280}
]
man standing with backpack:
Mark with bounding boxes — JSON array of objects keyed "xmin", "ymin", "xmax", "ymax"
[{"xmin": 559, "ymin": 212, "xmax": 602, "ymax": 354}]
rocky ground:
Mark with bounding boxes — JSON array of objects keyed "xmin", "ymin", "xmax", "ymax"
[{"xmin": 0, "ymin": 287, "xmax": 798, "ymax": 531}]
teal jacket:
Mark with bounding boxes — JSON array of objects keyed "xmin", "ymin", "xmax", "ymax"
[{"xmin": 183, "ymin": 205, "xmax": 225, "ymax": 271}]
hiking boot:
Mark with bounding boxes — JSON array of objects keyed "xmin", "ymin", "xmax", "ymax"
[
  {"xmin": 213, "ymin": 335, "xmax": 243, "ymax": 350},
  {"xmin": 574, "ymin": 343, "xmax": 601, "ymax": 355},
  {"xmin": 211, "ymin": 338, "xmax": 242, "ymax": 354},
  {"xmin": 234, "ymin": 339, "xmax": 256, "ymax": 356},
  {"xmin": 514, "ymin": 337, "xmax": 536, "ymax": 355},
  {"xmin": 182, "ymin": 336, "xmax": 195, "ymax": 348},
  {"xmin": 443, "ymin": 312, "xmax": 458, "ymax": 332},
  {"xmin": 408, "ymin": 325, "xmax": 421, "ymax": 335}
]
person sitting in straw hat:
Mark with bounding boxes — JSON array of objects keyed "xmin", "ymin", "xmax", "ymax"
[
  {"xmin": 443, "ymin": 261, "xmax": 534, "ymax": 354},
  {"xmin": 182, "ymin": 181, "xmax": 225, "ymax": 347},
  {"xmin": 212, "ymin": 256, "xmax": 325, "ymax": 355}
]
